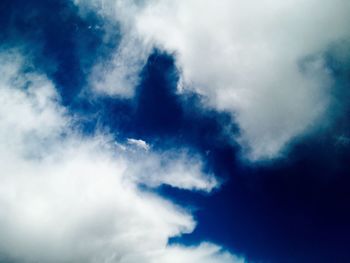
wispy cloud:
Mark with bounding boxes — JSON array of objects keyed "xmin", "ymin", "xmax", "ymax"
[{"xmin": 127, "ymin": 138, "xmax": 150, "ymax": 151}]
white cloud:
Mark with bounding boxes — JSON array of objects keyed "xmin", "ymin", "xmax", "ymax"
[
  {"xmin": 75, "ymin": 0, "xmax": 152, "ymax": 98},
  {"xmin": 0, "ymin": 50, "xmax": 243, "ymax": 263},
  {"xmin": 75, "ymin": 0, "xmax": 350, "ymax": 160},
  {"xmin": 89, "ymin": 34, "xmax": 151, "ymax": 98},
  {"xmin": 156, "ymin": 243, "xmax": 245, "ymax": 263},
  {"xmin": 127, "ymin": 138, "xmax": 150, "ymax": 151},
  {"xmin": 126, "ymin": 149, "xmax": 218, "ymax": 192}
]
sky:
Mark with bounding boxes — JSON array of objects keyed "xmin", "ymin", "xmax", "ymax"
[{"xmin": 0, "ymin": 0, "xmax": 350, "ymax": 262}]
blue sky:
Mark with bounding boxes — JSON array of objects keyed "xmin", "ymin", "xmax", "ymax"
[{"xmin": 0, "ymin": 0, "xmax": 350, "ymax": 262}]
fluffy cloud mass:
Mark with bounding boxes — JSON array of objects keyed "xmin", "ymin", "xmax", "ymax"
[
  {"xmin": 76, "ymin": 0, "xmax": 350, "ymax": 160},
  {"xmin": 0, "ymin": 50, "xmax": 243, "ymax": 263}
]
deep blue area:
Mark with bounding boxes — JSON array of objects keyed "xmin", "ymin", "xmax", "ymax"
[{"xmin": 1, "ymin": 1, "xmax": 350, "ymax": 263}]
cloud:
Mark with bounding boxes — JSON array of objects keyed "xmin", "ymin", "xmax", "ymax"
[
  {"xmin": 126, "ymin": 148, "xmax": 218, "ymax": 192},
  {"xmin": 74, "ymin": 0, "xmax": 152, "ymax": 98},
  {"xmin": 127, "ymin": 138, "xmax": 150, "ymax": 151},
  {"xmin": 75, "ymin": 0, "xmax": 350, "ymax": 160},
  {"xmin": 0, "ymin": 50, "xmax": 243, "ymax": 262},
  {"xmin": 156, "ymin": 243, "xmax": 245, "ymax": 263},
  {"xmin": 89, "ymin": 34, "xmax": 151, "ymax": 98}
]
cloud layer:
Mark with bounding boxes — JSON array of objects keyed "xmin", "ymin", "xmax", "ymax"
[
  {"xmin": 0, "ymin": 50, "xmax": 243, "ymax": 263},
  {"xmin": 76, "ymin": 0, "xmax": 350, "ymax": 160}
]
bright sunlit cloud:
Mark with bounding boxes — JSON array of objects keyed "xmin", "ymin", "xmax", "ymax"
[
  {"xmin": 75, "ymin": 0, "xmax": 350, "ymax": 160},
  {"xmin": 0, "ymin": 49, "xmax": 243, "ymax": 263}
]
